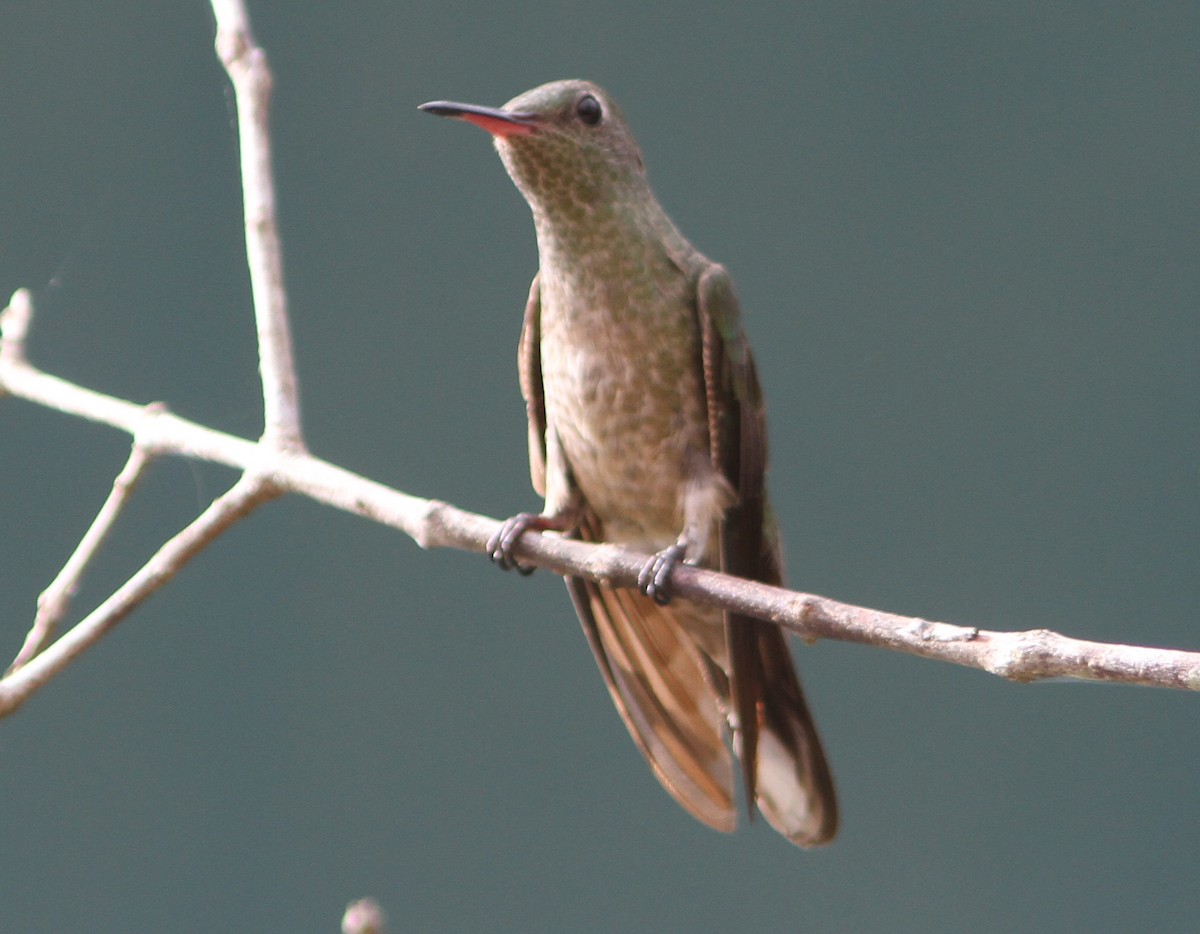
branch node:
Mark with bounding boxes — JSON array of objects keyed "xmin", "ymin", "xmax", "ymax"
[{"xmin": 985, "ymin": 629, "xmax": 1059, "ymax": 683}]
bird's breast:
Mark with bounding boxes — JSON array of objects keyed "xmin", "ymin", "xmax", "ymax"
[{"xmin": 538, "ymin": 263, "xmax": 708, "ymax": 550}]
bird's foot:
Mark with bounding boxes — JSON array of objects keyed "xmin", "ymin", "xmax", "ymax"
[
  {"xmin": 637, "ymin": 542, "xmax": 689, "ymax": 605},
  {"xmin": 487, "ymin": 513, "xmax": 549, "ymax": 575}
]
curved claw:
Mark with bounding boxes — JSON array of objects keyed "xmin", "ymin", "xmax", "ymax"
[
  {"xmin": 638, "ymin": 543, "xmax": 688, "ymax": 605},
  {"xmin": 486, "ymin": 513, "xmax": 541, "ymax": 575}
]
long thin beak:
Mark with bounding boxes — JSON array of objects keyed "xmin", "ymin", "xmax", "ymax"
[{"xmin": 418, "ymin": 100, "xmax": 539, "ymax": 138}]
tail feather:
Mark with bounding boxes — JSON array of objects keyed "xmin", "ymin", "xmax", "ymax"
[
  {"xmin": 566, "ymin": 572, "xmax": 837, "ymax": 846},
  {"xmin": 567, "ymin": 575, "xmax": 737, "ymax": 832},
  {"xmin": 752, "ymin": 624, "xmax": 838, "ymax": 846}
]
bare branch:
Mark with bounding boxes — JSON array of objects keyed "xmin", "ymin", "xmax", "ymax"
[
  {"xmin": 0, "ymin": 473, "xmax": 280, "ymax": 718},
  {"xmin": 3, "ymin": 297, "xmax": 1198, "ymax": 700},
  {"xmin": 2, "ymin": 0, "xmax": 1195, "ymax": 724},
  {"xmin": 8, "ymin": 440, "xmax": 156, "ymax": 673},
  {"xmin": 212, "ymin": 0, "xmax": 304, "ymax": 450}
]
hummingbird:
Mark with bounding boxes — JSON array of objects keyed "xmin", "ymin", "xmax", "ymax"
[{"xmin": 419, "ymin": 80, "xmax": 837, "ymax": 847}]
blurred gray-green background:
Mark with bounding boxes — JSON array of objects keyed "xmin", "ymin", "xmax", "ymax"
[{"xmin": 2, "ymin": 2, "xmax": 1197, "ymax": 931}]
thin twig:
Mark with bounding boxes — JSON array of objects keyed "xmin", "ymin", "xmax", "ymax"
[
  {"xmin": 212, "ymin": 0, "xmax": 304, "ymax": 450},
  {"xmin": 8, "ymin": 441, "xmax": 156, "ymax": 673},
  {"xmin": 0, "ymin": 287, "xmax": 32, "ymax": 370},
  {"xmin": 0, "ymin": 473, "xmax": 280, "ymax": 718}
]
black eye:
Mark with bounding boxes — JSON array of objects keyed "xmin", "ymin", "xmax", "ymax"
[{"xmin": 576, "ymin": 94, "xmax": 602, "ymax": 126}]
